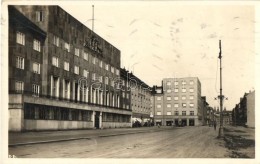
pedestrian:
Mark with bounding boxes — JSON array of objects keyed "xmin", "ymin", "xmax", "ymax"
[{"xmin": 214, "ymin": 121, "xmax": 217, "ymax": 130}]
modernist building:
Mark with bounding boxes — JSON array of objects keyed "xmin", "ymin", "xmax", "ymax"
[
  {"xmin": 8, "ymin": 6, "xmax": 131, "ymax": 131},
  {"xmin": 152, "ymin": 77, "xmax": 203, "ymax": 126},
  {"xmin": 232, "ymin": 90, "xmax": 255, "ymax": 127}
]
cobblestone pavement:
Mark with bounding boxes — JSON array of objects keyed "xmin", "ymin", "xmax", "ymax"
[{"xmin": 8, "ymin": 125, "xmax": 245, "ymax": 158}]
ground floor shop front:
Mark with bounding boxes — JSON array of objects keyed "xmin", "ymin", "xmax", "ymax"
[
  {"xmin": 9, "ymin": 94, "xmax": 132, "ymax": 131},
  {"xmin": 154, "ymin": 115, "xmax": 200, "ymax": 126}
]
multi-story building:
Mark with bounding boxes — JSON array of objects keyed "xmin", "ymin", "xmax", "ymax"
[
  {"xmin": 120, "ymin": 68, "xmax": 152, "ymax": 126},
  {"xmin": 232, "ymin": 90, "xmax": 255, "ymax": 127},
  {"xmin": 8, "ymin": 6, "xmax": 132, "ymax": 131},
  {"xmin": 152, "ymin": 77, "xmax": 203, "ymax": 126}
]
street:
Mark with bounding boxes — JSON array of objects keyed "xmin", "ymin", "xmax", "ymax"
[{"xmin": 9, "ymin": 125, "xmax": 254, "ymax": 158}]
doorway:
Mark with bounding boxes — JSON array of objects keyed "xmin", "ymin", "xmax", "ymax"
[
  {"xmin": 189, "ymin": 119, "xmax": 195, "ymax": 126},
  {"xmin": 95, "ymin": 111, "xmax": 100, "ymax": 129}
]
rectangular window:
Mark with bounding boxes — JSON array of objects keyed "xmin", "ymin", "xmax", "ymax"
[
  {"xmin": 64, "ymin": 42, "xmax": 70, "ymax": 52},
  {"xmin": 16, "ymin": 31, "xmax": 25, "ymax": 45},
  {"xmin": 36, "ymin": 11, "xmax": 43, "ymax": 22},
  {"xmin": 32, "ymin": 84, "xmax": 40, "ymax": 97},
  {"xmin": 16, "ymin": 56, "xmax": 24, "ymax": 69},
  {"xmin": 166, "ymin": 81, "xmax": 171, "ymax": 86},
  {"xmin": 83, "ymin": 51, "xmax": 88, "ymax": 60},
  {"xmin": 190, "ymin": 95, "xmax": 194, "ymax": 100},
  {"xmin": 166, "ymin": 89, "xmax": 171, "ymax": 93},
  {"xmin": 174, "ymin": 88, "xmax": 178, "ymax": 92},
  {"xmin": 190, "ymin": 103, "xmax": 194, "ymax": 108},
  {"xmin": 190, "ymin": 111, "xmax": 194, "ymax": 116},
  {"xmin": 15, "ymin": 81, "xmax": 24, "ymax": 93},
  {"xmin": 181, "ymin": 96, "xmax": 186, "ymax": 100},
  {"xmin": 156, "ymin": 111, "xmax": 161, "ymax": 115},
  {"xmin": 182, "ymin": 80, "xmax": 186, "ymax": 85},
  {"xmin": 83, "ymin": 69, "xmax": 89, "ymax": 78},
  {"xmin": 182, "ymin": 111, "xmax": 186, "ymax": 116},
  {"xmin": 105, "ymin": 77, "xmax": 109, "ymax": 85},
  {"xmin": 189, "ymin": 88, "xmax": 194, "ymax": 92},
  {"xmin": 52, "ymin": 56, "xmax": 59, "ymax": 67},
  {"xmin": 64, "ymin": 61, "xmax": 69, "ymax": 71},
  {"xmin": 157, "ymin": 104, "xmax": 161, "ymax": 108},
  {"xmin": 32, "ymin": 62, "xmax": 40, "ymax": 74},
  {"xmin": 99, "ymin": 61, "xmax": 103, "ymax": 68},
  {"xmin": 116, "ymin": 69, "xmax": 119, "ymax": 75},
  {"xmin": 53, "ymin": 35, "xmax": 59, "ymax": 47},
  {"xmin": 167, "ymin": 104, "xmax": 171, "ymax": 108},
  {"xmin": 75, "ymin": 48, "xmax": 80, "ymax": 56},
  {"xmin": 190, "ymin": 80, "xmax": 194, "ymax": 85},
  {"xmin": 105, "ymin": 64, "xmax": 109, "ymax": 71},
  {"xmin": 122, "ymin": 92, "xmax": 125, "ymax": 98},
  {"xmin": 174, "ymin": 81, "xmax": 178, "ymax": 85},
  {"xmin": 174, "ymin": 103, "xmax": 179, "ymax": 108},
  {"xmin": 182, "ymin": 88, "xmax": 186, "ymax": 92},
  {"xmin": 99, "ymin": 76, "xmax": 103, "ymax": 83},
  {"xmin": 174, "ymin": 96, "xmax": 179, "ymax": 100},
  {"xmin": 92, "ymin": 57, "xmax": 96, "ymax": 64},
  {"xmin": 111, "ymin": 66, "xmax": 114, "ymax": 73},
  {"xmin": 157, "ymin": 96, "xmax": 161, "ymax": 100},
  {"xmin": 92, "ymin": 73, "xmax": 96, "ymax": 80},
  {"xmin": 182, "ymin": 103, "xmax": 187, "ymax": 108},
  {"xmin": 33, "ymin": 39, "xmax": 41, "ymax": 52},
  {"xmin": 74, "ymin": 66, "xmax": 79, "ymax": 75},
  {"xmin": 167, "ymin": 111, "xmax": 171, "ymax": 115},
  {"xmin": 166, "ymin": 96, "xmax": 171, "ymax": 100},
  {"xmin": 174, "ymin": 111, "xmax": 179, "ymax": 116}
]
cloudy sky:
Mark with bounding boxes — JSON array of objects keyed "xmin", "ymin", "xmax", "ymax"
[{"xmin": 61, "ymin": 2, "xmax": 258, "ymax": 110}]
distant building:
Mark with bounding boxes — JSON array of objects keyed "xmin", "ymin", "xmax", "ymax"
[
  {"xmin": 8, "ymin": 6, "xmax": 132, "ymax": 131},
  {"xmin": 152, "ymin": 77, "xmax": 203, "ymax": 126},
  {"xmin": 232, "ymin": 90, "xmax": 255, "ymax": 127}
]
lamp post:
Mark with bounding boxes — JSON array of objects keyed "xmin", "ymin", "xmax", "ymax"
[{"xmin": 218, "ymin": 40, "xmax": 224, "ymax": 138}]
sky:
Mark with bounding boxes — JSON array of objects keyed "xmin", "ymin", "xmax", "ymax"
[{"xmin": 61, "ymin": 2, "xmax": 257, "ymax": 110}]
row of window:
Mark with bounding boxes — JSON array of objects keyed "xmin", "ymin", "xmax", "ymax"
[
  {"xmin": 52, "ymin": 56, "xmax": 119, "ymax": 82},
  {"xmin": 15, "ymin": 81, "xmax": 40, "ymax": 96},
  {"xmin": 166, "ymin": 80, "xmax": 194, "ymax": 86},
  {"xmin": 52, "ymin": 35, "xmax": 119, "ymax": 75},
  {"xmin": 24, "ymin": 104, "xmax": 92, "ymax": 121},
  {"xmin": 16, "ymin": 56, "xmax": 41, "ymax": 74},
  {"xmin": 156, "ymin": 103, "xmax": 195, "ymax": 108},
  {"xmin": 165, "ymin": 88, "xmax": 194, "ymax": 93},
  {"xmin": 157, "ymin": 95, "xmax": 194, "ymax": 101},
  {"xmin": 156, "ymin": 111, "xmax": 194, "ymax": 116},
  {"xmin": 16, "ymin": 32, "xmax": 41, "ymax": 52}
]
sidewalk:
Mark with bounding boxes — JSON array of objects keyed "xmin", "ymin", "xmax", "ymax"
[{"xmin": 9, "ymin": 126, "xmax": 173, "ymax": 146}]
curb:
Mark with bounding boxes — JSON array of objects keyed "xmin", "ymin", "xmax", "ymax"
[{"xmin": 9, "ymin": 128, "xmax": 171, "ymax": 147}]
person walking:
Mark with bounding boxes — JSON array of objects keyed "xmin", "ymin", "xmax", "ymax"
[{"xmin": 214, "ymin": 120, "xmax": 217, "ymax": 130}]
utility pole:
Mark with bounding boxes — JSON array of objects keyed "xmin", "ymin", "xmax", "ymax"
[{"xmin": 218, "ymin": 40, "xmax": 224, "ymax": 138}]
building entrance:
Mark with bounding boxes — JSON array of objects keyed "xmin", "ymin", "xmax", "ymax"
[
  {"xmin": 181, "ymin": 119, "xmax": 187, "ymax": 126},
  {"xmin": 189, "ymin": 119, "xmax": 195, "ymax": 126},
  {"xmin": 95, "ymin": 112, "xmax": 100, "ymax": 129}
]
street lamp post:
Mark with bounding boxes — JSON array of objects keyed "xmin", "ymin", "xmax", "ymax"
[{"xmin": 218, "ymin": 40, "xmax": 224, "ymax": 138}]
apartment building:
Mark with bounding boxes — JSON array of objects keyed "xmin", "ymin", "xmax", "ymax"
[
  {"xmin": 8, "ymin": 6, "xmax": 131, "ymax": 131},
  {"xmin": 152, "ymin": 77, "xmax": 203, "ymax": 126}
]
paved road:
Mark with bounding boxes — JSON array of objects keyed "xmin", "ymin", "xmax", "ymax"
[{"xmin": 9, "ymin": 126, "xmax": 231, "ymax": 158}]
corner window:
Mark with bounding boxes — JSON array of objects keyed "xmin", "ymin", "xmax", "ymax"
[
  {"xmin": 15, "ymin": 81, "xmax": 24, "ymax": 93},
  {"xmin": 16, "ymin": 56, "xmax": 24, "ymax": 69},
  {"xmin": 16, "ymin": 31, "xmax": 25, "ymax": 45}
]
